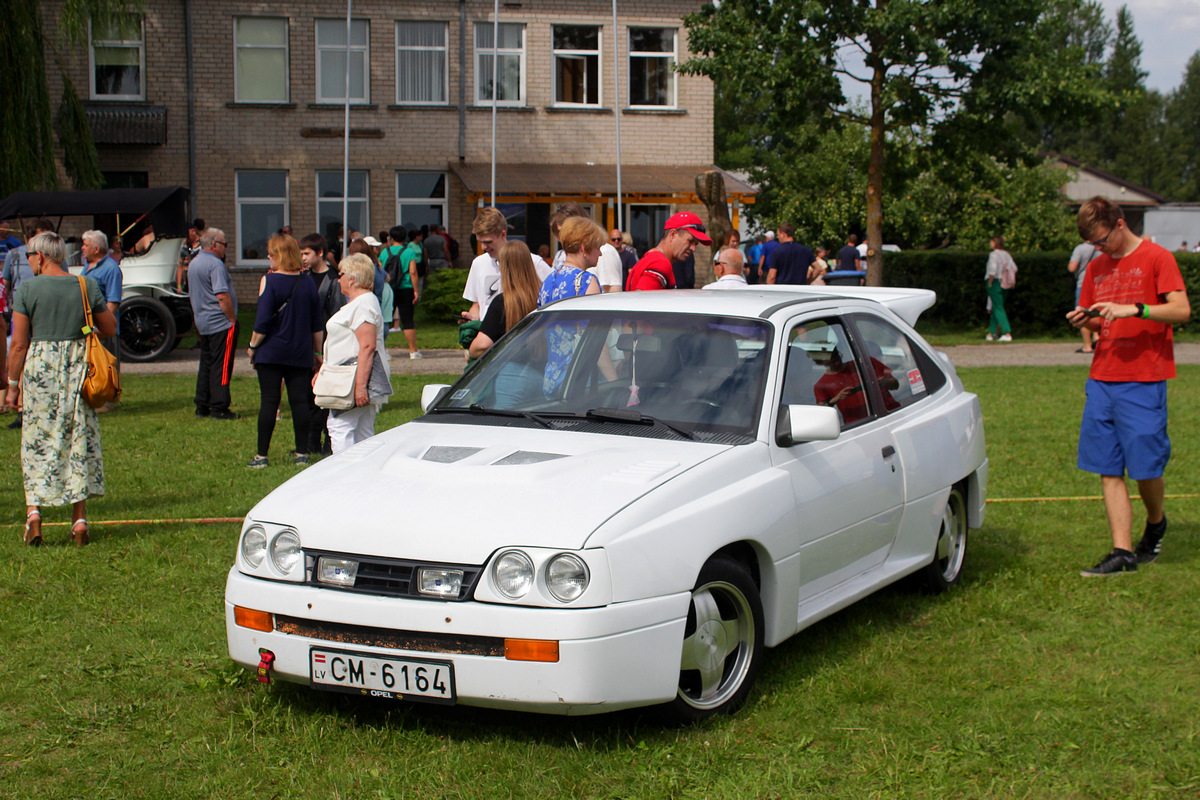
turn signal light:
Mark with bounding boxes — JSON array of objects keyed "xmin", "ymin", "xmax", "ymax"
[
  {"xmin": 504, "ymin": 638, "xmax": 559, "ymax": 662},
  {"xmin": 234, "ymin": 606, "xmax": 274, "ymax": 632}
]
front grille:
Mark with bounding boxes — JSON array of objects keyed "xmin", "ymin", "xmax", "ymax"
[
  {"xmin": 304, "ymin": 550, "xmax": 483, "ymax": 601},
  {"xmin": 276, "ymin": 615, "xmax": 505, "ymax": 656}
]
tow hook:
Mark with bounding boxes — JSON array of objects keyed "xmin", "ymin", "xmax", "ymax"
[{"xmin": 256, "ymin": 648, "xmax": 276, "ymax": 684}]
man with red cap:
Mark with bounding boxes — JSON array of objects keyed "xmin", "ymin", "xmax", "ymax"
[{"xmin": 625, "ymin": 212, "xmax": 711, "ymax": 291}]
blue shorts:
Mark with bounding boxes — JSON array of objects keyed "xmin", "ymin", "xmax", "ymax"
[{"xmin": 1077, "ymin": 379, "xmax": 1170, "ymax": 480}]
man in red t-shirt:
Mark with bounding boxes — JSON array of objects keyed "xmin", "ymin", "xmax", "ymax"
[
  {"xmin": 1067, "ymin": 196, "xmax": 1191, "ymax": 577},
  {"xmin": 626, "ymin": 212, "xmax": 711, "ymax": 291}
]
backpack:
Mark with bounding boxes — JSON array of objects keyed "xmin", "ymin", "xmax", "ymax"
[{"xmin": 999, "ymin": 253, "xmax": 1018, "ymax": 290}]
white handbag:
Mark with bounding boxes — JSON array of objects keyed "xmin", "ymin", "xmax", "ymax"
[{"xmin": 312, "ymin": 362, "xmax": 357, "ymax": 409}]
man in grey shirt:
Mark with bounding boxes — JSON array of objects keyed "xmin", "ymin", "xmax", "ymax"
[
  {"xmin": 188, "ymin": 228, "xmax": 240, "ymax": 419},
  {"xmin": 1068, "ymin": 241, "xmax": 1099, "ymax": 353}
]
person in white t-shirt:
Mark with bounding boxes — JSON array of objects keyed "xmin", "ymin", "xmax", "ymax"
[
  {"xmin": 462, "ymin": 207, "xmax": 551, "ymax": 323},
  {"xmin": 703, "ymin": 248, "xmax": 748, "ymax": 290},
  {"xmin": 547, "ymin": 202, "xmax": 622, "ymax": 292}
]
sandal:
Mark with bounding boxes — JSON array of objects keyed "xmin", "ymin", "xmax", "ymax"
[
  {"xmin": 71, "ymin": 519, "xmax": 90, "ymax": 547},
  {"xmin": 24, "ymin": 510, "xmax": 42, "ymax": 547}
]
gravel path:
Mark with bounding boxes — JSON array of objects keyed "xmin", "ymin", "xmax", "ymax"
[{"xmin": 120, "ymin": 341, "xmax": 1200, "ymax": 376}]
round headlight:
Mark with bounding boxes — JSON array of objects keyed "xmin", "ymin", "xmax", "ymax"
[
  {"xmin": 492, "ymin": 550, "xmax": 534, "ymax": 598},
  {"xmin": 546, "ymin": 554, "xmax": 589, "ymax": 602},
  {"xmin": 241, "ymin": 525, "xmax": 267, "ymax": 568},
  {"xmin": 270, "ymin": 529, "xmax": 302, "ymax": 575}
]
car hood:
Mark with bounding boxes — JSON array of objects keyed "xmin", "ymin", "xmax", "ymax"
[{"xmin": 246, "ymin": 421, "xmax": 731, "ymax": 563}]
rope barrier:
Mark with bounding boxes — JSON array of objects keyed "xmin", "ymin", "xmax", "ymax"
[{"xmin": 8, "ymin": 495, "xmax": 1200, "ymax": 527}]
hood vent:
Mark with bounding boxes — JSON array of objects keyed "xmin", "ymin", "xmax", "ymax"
[
  {"xmin": 493, "ymin": 451, "xmax": 567, "ymax": 466},
  {"xmin": 422, "ymin": 446, "xmax": 484, "ymax": 463}
]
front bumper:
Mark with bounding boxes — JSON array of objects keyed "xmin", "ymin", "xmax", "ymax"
[{"xmin": 225, "ymin": 568, "xmax": 690, "ymax": 715}]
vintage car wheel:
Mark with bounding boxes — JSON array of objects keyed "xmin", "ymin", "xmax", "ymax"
[
  {"xmin": 922, "ymin": 485, "xmax": 968, "ymax": 593},
  {"xmin": 119, "ymin": 296, "xmax": 177, "ymax": 363},
  {"xmin": 666, "ymin": 555, "xmax": 764, "ymax": 723}
]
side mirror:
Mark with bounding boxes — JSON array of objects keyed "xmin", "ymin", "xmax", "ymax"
[
  {"xmin": 775, "ymin": 404, "xmax": 840, "ymax": 446},
  {"xmin": 420, "ymin": 384, "xmax": 451, "ymax": 413}
]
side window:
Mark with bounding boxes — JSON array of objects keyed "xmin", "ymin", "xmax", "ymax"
[
  {"xmin": 850, "ymin": 314, "xmax": 944, "ymax": 412},
  {"xmin": 781, "ymin": 319, "xmax": 869, "ymax": 428}
]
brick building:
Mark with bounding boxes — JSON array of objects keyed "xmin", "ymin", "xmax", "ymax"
[{"xmin": 43, "ymin": 0, "xmax": 753, "ymax": 294}]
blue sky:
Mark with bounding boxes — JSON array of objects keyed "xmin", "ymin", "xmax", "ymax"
[{"xmin": 1100, "ymin": 0, "xmax": 1200, "ymax": 93}]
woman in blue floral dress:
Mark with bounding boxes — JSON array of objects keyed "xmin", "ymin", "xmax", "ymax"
[
  {"xmin": 537, "ymin": 217, "xmax": 605, "ymax": 393},
  {"xmin": 6, "ymin": 232, "xmax": 117, "ymax": 546}
]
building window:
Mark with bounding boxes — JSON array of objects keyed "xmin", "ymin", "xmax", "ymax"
[
  {"xmin": 553, "ymin": 26, "xmax": 600, "ymax": 106},
  {"xmin": 625, "ymin": 204, "xmax": 670, "ymax": 257},
  {"xmin": 396, "ymin": 21, "xmax": 448, "ymax": 104},
  {"xmin": 90, "ymin": 14, "xmax": 144, "ymax": 100},
  {"xmin": 235, "ymin": 18, "xmax": 289, "ymax": 103},
  {"xmin": 475, "ymin": 22, "xmax": 525, "ymax": 106},
  {"xmin": 317, "ymin": 171, "xmax": 370, "ymax": 247},
  {"xmin": 316, "ymin": 19, "xmax": 370, "ymax": 104},
  {"xmin": 236, "ymin": 171, "xmax": 289, "ymax": 263},
  {"xmin": 396, "ymin": 172, "xmax": 447, "ymax": 232},
  {"xmin": 628, "ymin": 28, "xmax": 676, "ymax": 107}
]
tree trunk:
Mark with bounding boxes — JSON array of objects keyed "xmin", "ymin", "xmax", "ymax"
[{"xmin": 865, "ymin": 54, "xmax": 885, "ymax": 287}]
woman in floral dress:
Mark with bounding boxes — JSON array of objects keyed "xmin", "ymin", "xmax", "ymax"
[{"xmin": 6, "ymin": 232, "xmax": 117, "ymax": 546}]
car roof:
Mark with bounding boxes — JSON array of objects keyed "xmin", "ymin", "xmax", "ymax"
[{"xmin": 540, "ymin": 286, "xmax": 937, "ymax": 327}]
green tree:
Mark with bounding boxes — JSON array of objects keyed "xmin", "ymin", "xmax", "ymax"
[
  {"xmin": 683, "ymin": 0, "xmax": 1110, "ymax": 283},
  {"xmin": 0, "ymin": 0, "xmax": 136, "ymax": 197}
]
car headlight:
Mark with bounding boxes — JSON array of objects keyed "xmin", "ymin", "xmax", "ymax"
[
  {"xmin": 492, "ymin": 550, "xmax": 534, "ymax": 598},
  {"xmin": 546, "ymin": 554, "xmax": 589, "ymax": 602},
  {"xmin": 270, "ymin": 529, "xmax": 302, "ymax": 575},
  {"xmin": 241, "ymin": 525, "xmax": 267, "ymax": 568},
  {"xmin": 417, "ymin": 567, "xmax": 464, "ymax": 598}
]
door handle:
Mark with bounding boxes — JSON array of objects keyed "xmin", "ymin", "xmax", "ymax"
[{"xmin": 882, "ymin": 445, "xmax": 896, "ymax": 458}]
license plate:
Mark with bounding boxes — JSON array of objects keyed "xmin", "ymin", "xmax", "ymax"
[{"xmin": 310, "ymin": 648, "xmax": 455, "ymax": 704}]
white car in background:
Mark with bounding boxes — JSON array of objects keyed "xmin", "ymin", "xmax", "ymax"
[{"xmin": 225, "ymin": 287, "xmax": 987, "ymax": 721}]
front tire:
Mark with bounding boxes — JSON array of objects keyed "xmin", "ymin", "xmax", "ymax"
[
  {"xmin": 663, "ymin": 555, "xmax": 764, "ymax": 724},
  {"xmin": 119, "ymin": 296, "xmax": 177, "ymax": 362},
  {"xmin": 922, "ymin": 485, "xmax": 968, "ymax": 593}
]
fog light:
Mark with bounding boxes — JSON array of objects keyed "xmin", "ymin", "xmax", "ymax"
[
  {"xmin": 417, "ymin": 567, "xmax": 463, "ymax": 597},
  {"xmin": 317, "ymin": 557, "xmax": 358, "ymax": 586}
]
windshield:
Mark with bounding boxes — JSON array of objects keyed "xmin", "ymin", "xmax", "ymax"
[{"xmin": 432, "ymin": 310, "xmax": 773, "ymax": 440}]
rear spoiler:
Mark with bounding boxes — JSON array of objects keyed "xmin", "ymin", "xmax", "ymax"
[{"xmin": 796, "ymin": 286, "xmax": 936, "ymax": 327}]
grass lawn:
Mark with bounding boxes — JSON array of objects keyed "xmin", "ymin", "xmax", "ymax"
[{"xmin": 1, "ymin": 366, "xmax": 1198, "ymax": 798}]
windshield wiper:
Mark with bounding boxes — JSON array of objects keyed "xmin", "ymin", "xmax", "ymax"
[
  {"xmin": 585, "ymin": 407, "xmax": 695, "ymax": 440},
  {"xmin": 428, "ymin": 404, "xmax": 554, "ymax": 429}
]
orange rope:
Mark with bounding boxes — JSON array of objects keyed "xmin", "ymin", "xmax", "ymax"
[{"xmin": 9, "ymin": 494, "xmax": 1200, "ymax": 526}]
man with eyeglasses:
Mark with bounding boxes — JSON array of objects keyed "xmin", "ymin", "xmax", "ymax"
[
  {"xmin": 702, "ymin": 248, "xmax": 747, "ymax": 290},
  {"xmin": 188, "ymin": 227, "xmax": 241, "ymax": 420},
  {"xmin": 1067, "ymin": 196, "xmax": 1191, "ymax": 577},
  {"xmin": 626, "ymin": 212, "xmax": 711, "ymax": 291}
]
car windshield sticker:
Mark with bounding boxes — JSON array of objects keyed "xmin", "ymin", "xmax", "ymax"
[
  {"xmin": 451, "ymin": 389, "xmax": 469, "ymax": 400},
  {"xmin": 907, "ymin": 368, "xmax": 925, "ymax": 395}
]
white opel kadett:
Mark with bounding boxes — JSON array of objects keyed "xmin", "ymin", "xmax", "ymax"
[{"xmin": 226, "ymin": 287, "xmax": 987, "ymax": 721}]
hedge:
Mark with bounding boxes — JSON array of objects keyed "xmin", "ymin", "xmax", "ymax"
[{"xmin": 883, "ymin": 250, "xmax": 1200, "ymax": 334}]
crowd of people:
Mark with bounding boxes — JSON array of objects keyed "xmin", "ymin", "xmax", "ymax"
[{"xmin": 3, "ymin": 195, "xmax": 1192, "ymax": 577}]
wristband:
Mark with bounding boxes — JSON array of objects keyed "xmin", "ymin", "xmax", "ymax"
[
  {"xmin": 248, "ymin": 344, "xmax": 258, "ymax": 350},
  {"xmin": 1142, "ymin": 303, "xmax": 1151, "ymax": 319}
]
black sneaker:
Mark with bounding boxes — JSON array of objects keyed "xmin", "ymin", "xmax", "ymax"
[
  {"xmin": 246, "ymin": 455, "xmax": 269, "ymax": 469},
  {"xmin": 210, "ymin": 409, "xmax": 242, "ymax": 421},
  {"xmin": 195, "ymin": 407, "xmax": 210, "ymax": 418},
  {"xmin": 6, "ymin": 413, "xmax": 22, "ymax": 429},
  {"xmin": 1134, "ymin": 516, "xmax": 1167, "ymax": 564},
  {"xmin": 1080, "ymin": 548, "xmax": 1138, "ymax": 577},
  {"xmin": 289, "ymin": 451, "xmax": 309, "ymax": 466}
]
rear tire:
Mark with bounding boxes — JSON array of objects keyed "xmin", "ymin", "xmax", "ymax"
[
  {"xmin": 922, "ymin": 485, "xmax": 968, "ymax": 593},
  {"xmin": 119, "ymin": 296, "xmax": 177, "ymax": 363},
  {"xmin": 661, "ymin": 555, "xmax": 764, "ymax": 724}
]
